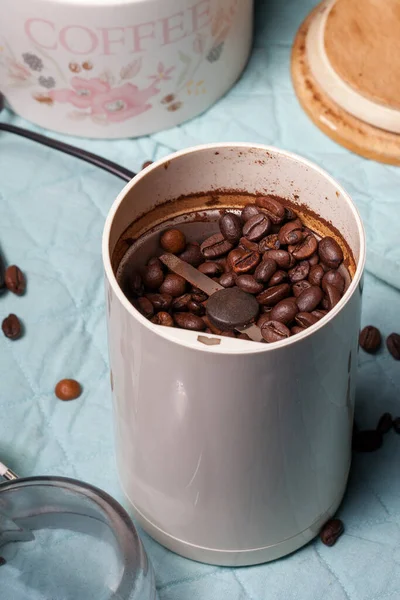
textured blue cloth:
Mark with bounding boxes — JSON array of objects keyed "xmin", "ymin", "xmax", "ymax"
[{"xmin": 1, "ymin": 0, "xmax": 400, "ymax": 598}]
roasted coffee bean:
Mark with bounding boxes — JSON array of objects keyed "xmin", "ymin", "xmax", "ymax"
[
  {"xmin": 191, "ymin": 288, "xmax": 208, "ymax": 303},
  {"xmin": 296, "ymin": 285, "xmax": 323, "ymax": 312},
  {"xmin": 129, "ymin": 273, "xmax": 144, "ymax": 297},
  {"xmin": 289, "ymin": 260, "xmax": 310, "ymax": 283},
  {"xmin": 308, "ymin": 253, "xmax": 319, "ymax": 266},
  {"xmin": 261, "ymin": 320, "xmax": 291, "ymax": 343},
  {"xmin": 292, "ymin": 280, "xmax": 312, "ymax": 297},
  {"xmin": 151, "ymin": 312, "xmax": 174, "ymax": 327},
  {"xmin": 320, "ymin": 519, "xmax": 344, "ymax": 547},
  {"xmin": 386, "ymin": 333, "xmax": 400, "ymax": 360},
  {"xmin": 142, "ymin": 264, "xmax": 164, "ymax": 290},
  {"xmin": 359, "ymin": 326, "xmax": 381, "ymax": 354},
  {"xmin": 393, "ymin": 417, "xmax": 400, "ymax": 434},
  {"xmin": 256, "ymin": 283, "xmax": 291, "ymax": 307},
  {"xmin": 148, "ymin": 257, "xmax": 163, "ymax": 269},
  {"xmin": 5, "ymin": 265, "xmax": 26, "ymax": 296},
  {"xmin": 323, "ymin": 282, "xmax": 342, "ymax": 310},
  {"xmin": 137, "ymin": 297, "xmax": 154, "ymax": 318},
  {"xmin": 268, "ymin": 270, "xmax": 288, "ymax": 287},
  {"xmin": 352, "ymin": 430, "xmax": 383, "ymax": 452},
  {"xmin": 270, "ymin": 298, "xmax": 298, "ymax": 324},
  {"xmin": 172, "ymin": 293, "xmax": 192, "ymax": 311},
  {"xmin": 377, "ymin": 413, "xmax": 393, "ymax": 435},
  {"xmin": 257, "ymin": 313, "xmax": 272, "ymax": 327},
  {"xmin": 239, "ymin": 237, "xmax": 259, "ymax": 253},
  {"xmin": 291, "ymin": 325, "xmax": 305, "ymax": 335},
  {"xmin": 308, "ymin": 264, "xmax": 324, "ymax": 287},
  {"xmin": 2, "ymin": 314, "xmax": 22, "ymax": 340},
  {"xmin": 264, "ymin": 249, "xmax": 296, "ymax": 270},
  {"xmin": 142, "ymin": 160, "xmax": 153, "ymax": 169},
  {"xmin": 201, "ymin": 233, "xmax": 234, "ymax": 258},
  {"xmin": 311, "ymin": 309, "xmax": 328, "ymax": 320},
  {"xmin": 236, "ymin": 275, "xmax": 264, "ymax": 295},
  {"xmin": 284, "ymin": 207, "xmax": 297, "ymax": 221},
  {"xmin": 160, "ymin": 228, "xmax": 186, "ymax": 254},
  {"xmin": 254, "ymin": 258, "xmax": 277, "ymax": 283},
  {"xmin": 242, "ymin": 213, "xmax": 271, "ymax": 242},
  {"xmin": 278, "ymin": 219, "xmax": 303, "ymax": 245},
  {"xmin": 55, "ymin": 379, "xmax": 82, "ymax": 401},
  {"xmin": 145, "ymin": 293, "xmax": 172, "ymax": 311},
  {"xmin": 289, "ymin": 234, "xmax": 318, "ymax": 260},
  {"xmin": 215, "ymin": 257, "xmax": 229, "ymax": 272},
  {"xmin": 187, "ymin": 299, "xmax": 205, "ymax": 316},
  {"xmin": 295, "ymin": 312, "xmax": 319, "ymax": 328},
  {"xmin": 198, "ymin": 261, "xmax": 223, "ymax": 276},
  {"xmin": 219, "ymin": 272, "xmax": 235, "ymax": 288},
  {"xmin": 322, "ymin": 270, "xmax": 345, "ymax": 293},
  {"xmin": 318, "ymin": 236, "xmax": 344, "ymax": 269},
  {"xmin": 219, "ymin": 212, "xmax": 242, "ymax": 244},
  {"xmin": 174, "ymin": 312, "xmax": 206, "ymax": 331},
  {"xmin": 227, "ymin": 248, "xmax": 261, "ymax": 274},
  {"xmin": 179, "ymin": 243, "xmax": 204, "ymax": 267},
  {"xmin": 0, "ymin": 557, "xmax": 6, "ymax": 567},
  {"xmin": 259, "ymin": 234, "xmax": 280, "ymax": 252},
  {"xmin": 241, "ymin": 204, "xmax": 259, "ymax": 222},
  {"xmin": 256, "ymin": 196, "xmax": 285, "ymax": 224},
  {"xmin": 159, "ymin": 274, "xmax": 186, "ymax": 297}
]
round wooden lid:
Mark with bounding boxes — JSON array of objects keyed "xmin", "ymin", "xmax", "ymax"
[{"xmin": 324, "ymin": 0, "xmax": 400, "ymax": 110}]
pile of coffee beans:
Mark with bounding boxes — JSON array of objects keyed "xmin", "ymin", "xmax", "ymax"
[
  {"xmin": 0, "ymin": 256, "xmax": 25, "ymax": 340},
  {"xmin": 126, "ymin": 196, "xmax": 347, "ymax": 343},
  {"xmin": 359, "ymin": 325, "xmax": 400, "ymax": 360}
]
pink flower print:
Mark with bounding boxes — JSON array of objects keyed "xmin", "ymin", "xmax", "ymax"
[
  {"xmin": 90, "ymin": 82, "xmax": 160, "ymax": 123},
  {"xmin": 148, "ymin": 62, "xmax": 175, "ymax": 83},
  {"xmin": 48, "ymin": 76, "xmax": 110, "ymax": 110},
  {"xmin": 8, "ymin": 60, "xmax": 31, "ymax": 82}
]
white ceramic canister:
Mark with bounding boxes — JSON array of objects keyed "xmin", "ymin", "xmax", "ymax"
[
  {"xmin": 102, "ymin": 143, "xmax": 366, "ymax": 566},
  {"xmin": 0, "ymin": 0, "xmax": 253, "ymax": 138}
]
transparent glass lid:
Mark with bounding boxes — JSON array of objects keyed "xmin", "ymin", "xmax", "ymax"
[{"xmin": 0, "ymin": 476, "xmax": 157, "ymax": 600}]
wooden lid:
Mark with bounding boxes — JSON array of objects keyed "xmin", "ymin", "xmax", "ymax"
[{"xmin": 324, "ymin": 0, "xmax": 400, "ymax": 110}]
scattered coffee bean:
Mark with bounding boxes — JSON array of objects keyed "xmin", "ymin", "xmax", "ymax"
[
  {"xmin": 308, "ymin": 264, "xmax": 324, "ymax": 287},
  {"xmin": 259, "ymin": 234, "xmax": 280, "ymax": 252},
  {"xmin": 55, "ymin": 379, "xmax": 82, "ymax": 401},
  {"xmin": 393, "ymin": 417, "xmax": 400, "ymax": 434},
  {"xmin": 2, "ymin": 314, "xmax": 22, "ymax": 340},
  {"xmin": 0, "ymin": 557, "xmax": 6, "ymax": 567},
  {"xmin": 377, "ymin": 413, "xmax": 393, "ymax": 435},
  {"xmin": 236, "ymin": 275, "xmax": 264, "ymax": 295},
  {"xmin": 268, "ymin": 269, "xmax": 288, "ymax": 287},
  {"xmin": 322, "ymin": 270, "xmax": 345, "ymax": 294},
  {"xmin": 201, "ymin": 233, "xmax": 234, "ymax": 258},
  {"xmin": 386, "ymin": 333, "xmax": 400, "ymax": 360},
  {"xmin": 261, "ymin": 320, "xmax": 290, "ymax": 343},
  {"xmin": 296, "ymin": 285, "xmax": 323, "ymax": 313},
  {"xmin": 243, "ymin": 213, "xmax": 271, "ymax": 242},
  {"xmin": 254, "ymin": 258, "xmax": 277, "ymax": 283},
  {"xmin": 219, "ymin": 212, "xmax": 242, "ymax": 244},
  {"xmin": 142, "ymin": 263, "xmax": 164, "ymax": 290},
  {"xmin": 270, "ymin": 298, "xmax": 298, "ymax": 324},
  {"xmin": 242, "ymin": 204, "xmax": 259, "ymax": 222},
  {"xmin": 151, "ymin": 312, "xmax": 174, "ymax": 327},
  {"xmin": 142, "ymin": 160, "xmax": 153, "ymax": 169},
  {"xmin": 159, "ymin": 274, "xmax": 186, "ymax": 297},
  {"xmin": 174, "ymin": 312, "xmax": 206, "ymax": 331},
  {"xmin": 256, "ymin": 196, "xmax": 285, "ymax": 224},
  {"xmin": 359, "ymin": 326, "xmax": 381, "ymax": 354},
  {"xmin": 318, "ymin": 237, "xmax": 344, "ymax": 269},
  {"xmin": 137, "ymin": 297, "xmax": 154, "ymax": 318},
  {"xmin": 219, "ymin": 272, "xmax": 235, "ymax": 288},
  {"xmin": 320, "ymin": 519, "xmax": 344, "ymax": 547},
  {"xmin": 352, "ymin": 430, "xmax": 383, "ymax": 452},
  {"xmin": 160, "ymin": 229, "xmax": 186, "ymax": 254},
  {"xmin": 179, "ymin": 243, "xmax": 204, "ymax": 267},
  {"xmin": 278, "ymin": 220, "xmax": 303, "ymax": 245},
  {"xmin": 5, "ymin": 265, "xmax": 26, "ymax": 296}
]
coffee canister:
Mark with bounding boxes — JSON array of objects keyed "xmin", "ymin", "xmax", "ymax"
[
  {"xmin": 0, "ymin": 0, "xmax": 253, "ymax": 138},
  {"xmin": 102, "ymin": 143, "xmax": 366, "ymax": 566}
]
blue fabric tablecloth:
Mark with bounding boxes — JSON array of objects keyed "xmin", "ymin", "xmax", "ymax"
[{"xmin": 1, "ymin": 0, "xmax": 399, "ymax": 598}]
